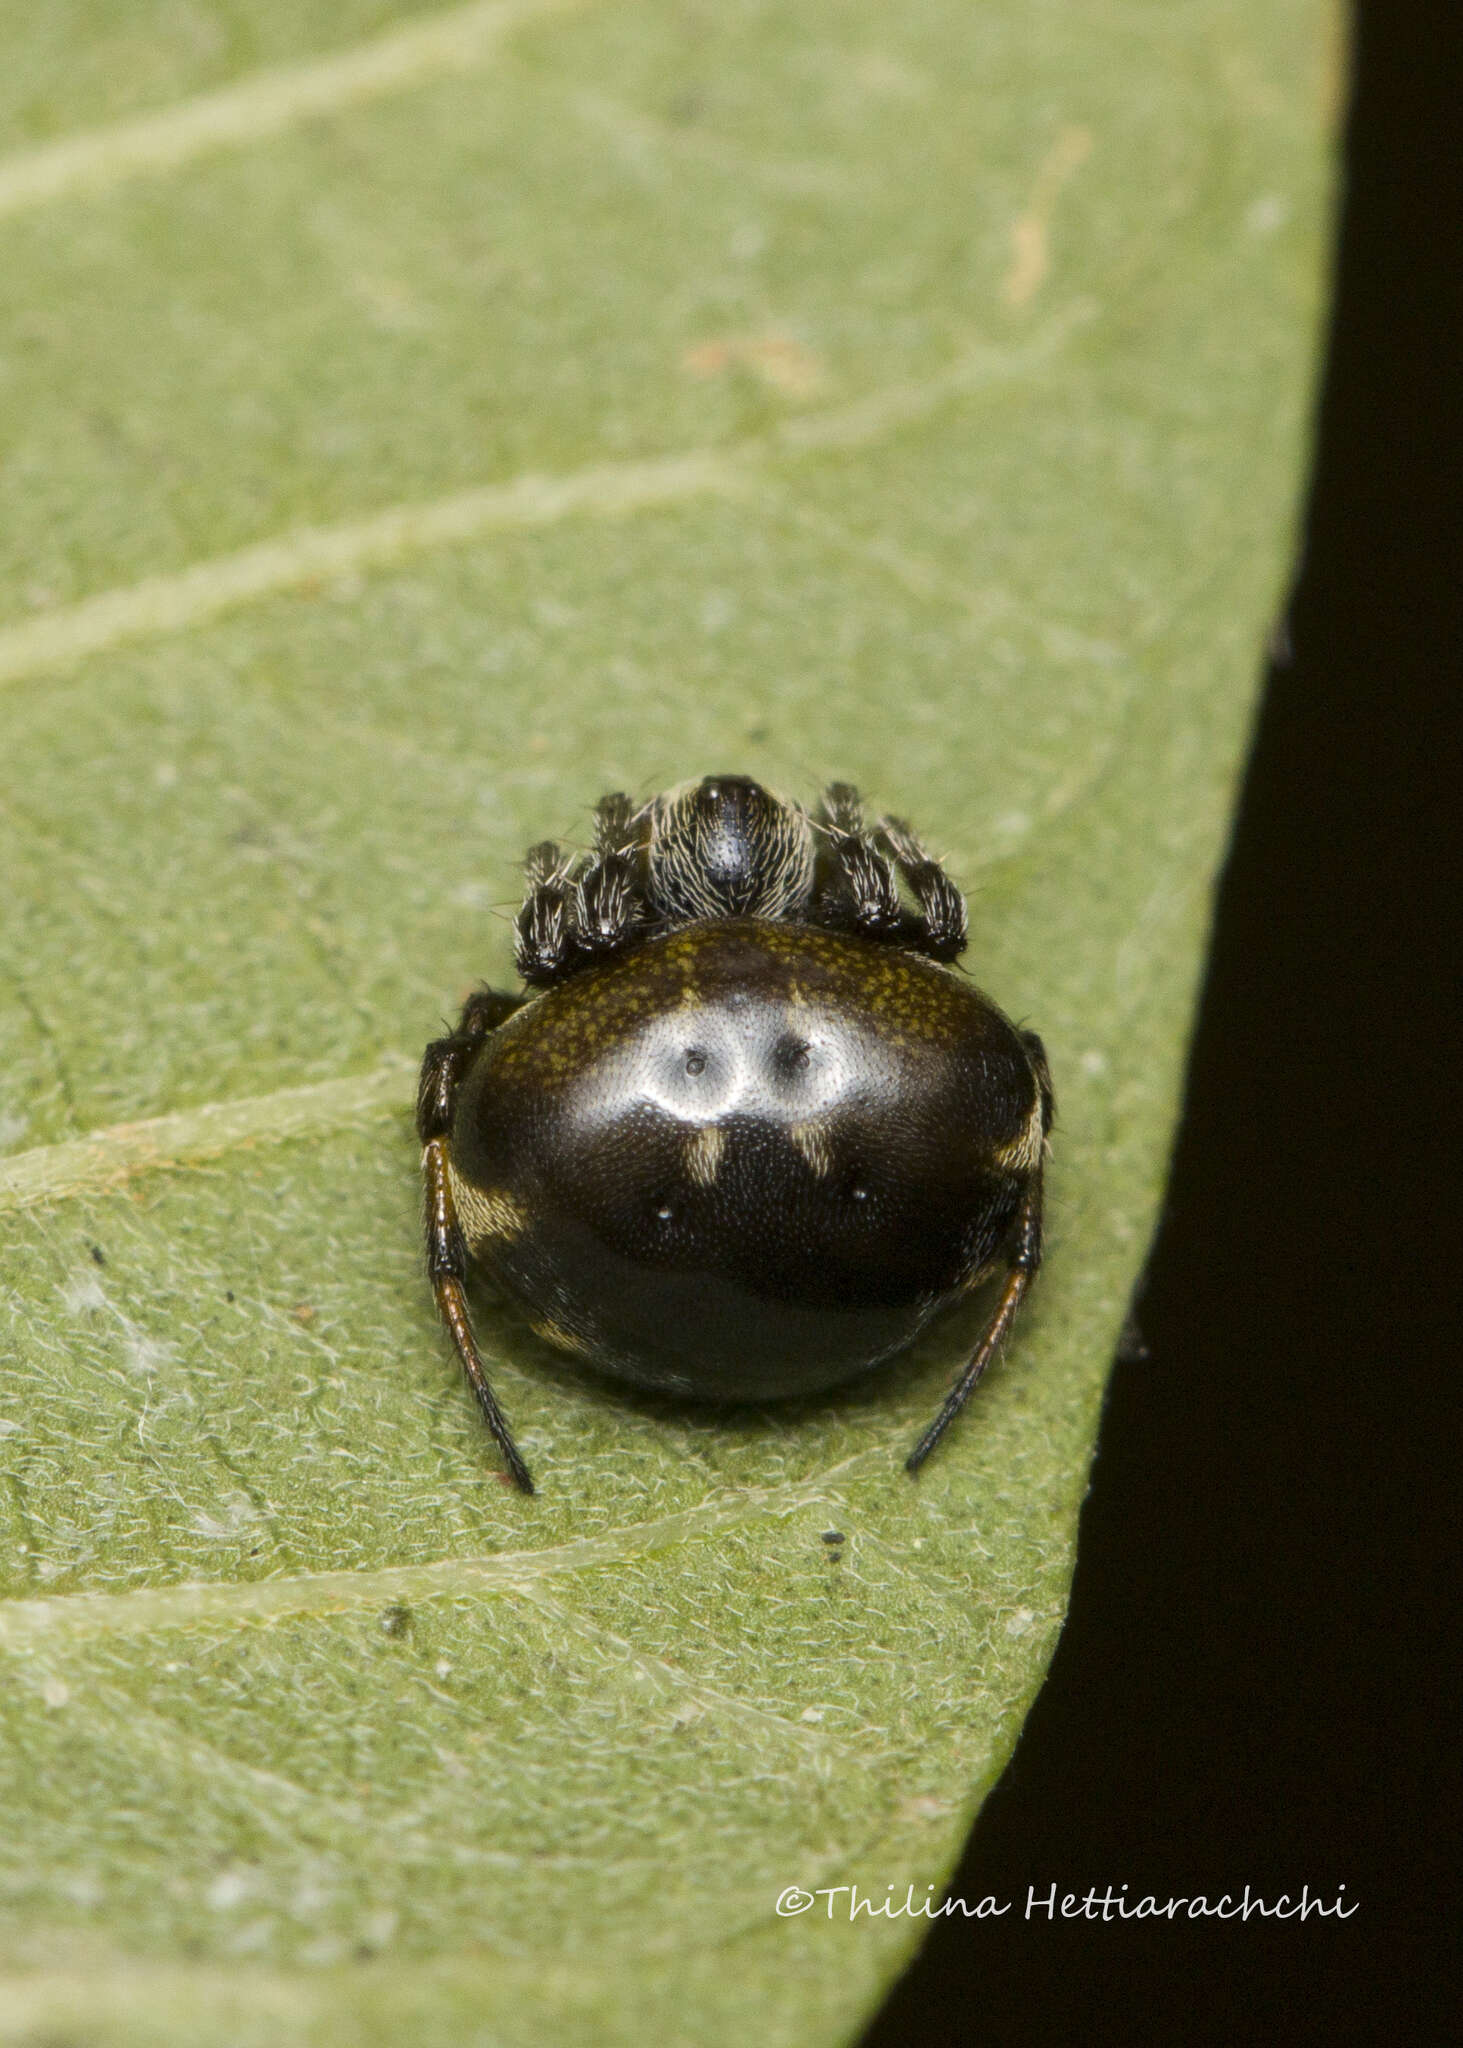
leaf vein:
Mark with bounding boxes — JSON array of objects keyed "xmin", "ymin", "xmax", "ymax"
[
  {"xmin": 0, "ymin": 1461, "xmax": 871, "ymax": 1651},
  {"xmin": 0, "ymin": 1061, "xmax": 415, "ymax": 1213},
  {"xmin": 0, "ymin": 0, "xmax": 588, "ymax": 223},
  {"xmin": 0, "ymin": 307, "xmax": 1092, "ymax": 690}
]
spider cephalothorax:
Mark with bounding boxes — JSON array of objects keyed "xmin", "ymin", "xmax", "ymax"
[{"xmin": 417, "ymin": 775, "xmax": 1052, "ymax": 1493}]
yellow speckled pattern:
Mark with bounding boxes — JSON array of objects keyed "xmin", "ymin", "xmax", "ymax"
[{"xmin": 488, "ymin": 919, "xmax": 1000, "ymax": 1093}]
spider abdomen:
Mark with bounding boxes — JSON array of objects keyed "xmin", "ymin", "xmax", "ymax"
[{"xmin": 448, "ymin": 919, "xmax": 1044, "ymax": 1401}]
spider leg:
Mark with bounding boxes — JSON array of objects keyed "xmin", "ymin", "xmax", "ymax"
[
  {"xmin": 905, "ymin": 1163, "xmax": 1044, "ymax": 1475},
  {"xmin": 417, "ymin": 989, "xmax": 534, "ymax": 1493},
  {"xmin": 811, "ymin": 781, "xmax": 904, "ymax": 942},
  {"xmin": 573, "ymin": 790, "xmax": 651, "ymax": 961},
  {"xmin": 593, "ymin": 789, "xmax": 642, "ymax": 856},
  {"xmin": 416, "ymin": 988, "xmax": 522, "ymax": 1137},
  {"xmin": 515, "ymin": 840, "xmax": 583, "ymax": 987},
  {"xmin": 876, "ymin": 815, "xmax": 968, "ymax": 962}
]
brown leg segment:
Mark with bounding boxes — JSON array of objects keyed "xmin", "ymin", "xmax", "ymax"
[
  {"xmin": 422, "ymin": 1134, "xmax": 534, "ymax": 1494},
  {"xmin": 905, "ymin": 1171, "xmax": 1043, "ymax": 1476}
]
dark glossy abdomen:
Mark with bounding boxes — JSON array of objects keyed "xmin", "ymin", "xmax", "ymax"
[{"xmin": 451, "ymin": 920, "xmax": 1041, "ymax": 1400}]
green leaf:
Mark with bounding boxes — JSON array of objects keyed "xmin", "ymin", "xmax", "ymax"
[{"xmin": 0, "ymin": 1, "xmax": 1334, "ymax": 2040}]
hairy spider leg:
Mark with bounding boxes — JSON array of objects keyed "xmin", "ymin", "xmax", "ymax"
[
  {"xmin": 812, "ymin": 781, "xmax": 905, "ymax": 942},
  {"xmin": 573, "ymin": 790, "xmax": 652, "ymax": 961},
  {"xmin": 876, "ymin": 815, "xmax": 969, "ymax": 963},
  {"xmin": 515, "ymin": 839, "xmax": 584, "ymax": 987}
]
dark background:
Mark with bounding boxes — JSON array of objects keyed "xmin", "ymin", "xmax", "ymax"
[{"xmin": 867, "ymin": 3, "xmax": 1461, "ymax": 2039}]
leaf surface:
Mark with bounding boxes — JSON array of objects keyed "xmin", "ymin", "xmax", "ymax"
[{"xmin": 0, "ymin": 1, "xmax": 1333, "ymax": 2040}]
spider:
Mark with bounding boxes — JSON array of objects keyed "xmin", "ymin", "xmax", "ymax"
[{"xmin": 417, "ymin": 775, "xmax": 1053, "ymax": 1492}]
